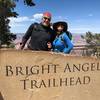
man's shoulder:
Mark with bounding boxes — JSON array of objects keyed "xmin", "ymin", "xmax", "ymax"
[
  {"xmin": 31, "ymin": 22, "xmax": 39, "ymax": 26},
  {"xmin": 29, "ymin": 22, "xmax": 41, "ymax": 30}
]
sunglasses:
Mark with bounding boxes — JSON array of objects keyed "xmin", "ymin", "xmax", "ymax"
[{"xmin": 43, "ymin": 17, "xmax": 51, "ymax": 21}]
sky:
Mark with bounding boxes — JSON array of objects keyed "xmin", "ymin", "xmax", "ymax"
[{"xmin": 9, "ymin": 0, "xmax": 100, "ymax": 34}]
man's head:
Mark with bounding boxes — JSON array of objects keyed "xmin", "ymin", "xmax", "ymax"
[{"xmin": 42, "ymin": 12, "xmax": 52, "ymax": 27}]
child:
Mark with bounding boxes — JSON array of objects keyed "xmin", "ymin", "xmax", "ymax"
[{"xmin": 52, "ymin": 21, "xmax": 73, "ymax": 54}]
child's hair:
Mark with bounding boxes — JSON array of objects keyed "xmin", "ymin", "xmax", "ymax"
[
  {"xmin": 53, "ymin": 21, "xmax": 68, "ymax": 32},
  {"xmin": 53, "ymin": 21, "xmax": 72, "ymax": 40}
]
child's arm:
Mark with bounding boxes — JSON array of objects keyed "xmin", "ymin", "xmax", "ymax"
[{"xmin": 62, "ymin": 33, "xmax": 73, "ymax": 53}]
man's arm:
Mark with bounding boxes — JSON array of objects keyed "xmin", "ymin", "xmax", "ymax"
[{"xmin": 20, "ymin": 24, "xmax": 34, "ymax": 49}]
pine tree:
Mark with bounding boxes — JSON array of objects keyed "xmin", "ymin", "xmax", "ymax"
[
  {"xmin": 0, "ymin": 0, "xmax": 35, "ymax": 47},
  {"xmin": 0, "ymin": 0, "xmax": 18, "ymax": 47},
  {"xmin": 14, "ymin": 0, "xmax": 35, "ymax": 6},
  {"xmin": 81, "ymin": 31, "xmax": 100, "ymax": 57}
]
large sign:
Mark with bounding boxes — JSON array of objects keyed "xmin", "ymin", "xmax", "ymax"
[{"xmin": 0, "ymin": 50, "xmax": 100, "ymax": 100}]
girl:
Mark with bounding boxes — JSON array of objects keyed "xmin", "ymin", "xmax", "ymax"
[{"xmin": 52, "ymin": 21, "xmax": 73, "ymax": 54}]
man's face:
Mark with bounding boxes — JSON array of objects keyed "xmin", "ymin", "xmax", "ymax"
[{"xmin": 42, "ymin": 15, "xmax": 51, "ymax": 27}]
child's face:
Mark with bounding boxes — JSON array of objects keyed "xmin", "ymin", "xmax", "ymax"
[{"xmin": 57, "ymin": 25, "xmax": 64, "ymax": 32}]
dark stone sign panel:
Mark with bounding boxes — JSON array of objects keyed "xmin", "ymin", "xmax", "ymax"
[{"xmin": 0, "ymin": 50, "xmax": 100, "ymax": 100}]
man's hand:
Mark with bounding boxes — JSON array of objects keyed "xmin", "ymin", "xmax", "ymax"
[{"xmin": 47, "ymin": 42, "xmax": 52, "ymax": 49}]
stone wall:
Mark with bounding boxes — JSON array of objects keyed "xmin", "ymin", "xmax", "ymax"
[{"xmin": 0, "ymin": 50, "xmax": 100, "ymax": 100}]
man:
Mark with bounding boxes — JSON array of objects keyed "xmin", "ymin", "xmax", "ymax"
[{"xmin": 20, "ymin": 12, "xmax": 56, "ymax": 50}]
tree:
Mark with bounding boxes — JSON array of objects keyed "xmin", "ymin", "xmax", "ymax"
[
  {"xmin": 24, "ymin": 0, "xmax": 35, "ymax": 6},
  {"xmin": 0, "ymin": 0, "xmax": 35, "ymax": 48},
  {"xmin": 81, "ymin": 31, "xmax": 100, "ymax": 45},
  {"xmin": 0, "ymin": 0, "xmax": 18, "ymax": 47},
  {"xmin": 14, "ymin": 0, "xmax": 35, "ymax": 6},
  {"xmin": 81, "ymin": 31, "xmax": 100, "ymax": 57}
]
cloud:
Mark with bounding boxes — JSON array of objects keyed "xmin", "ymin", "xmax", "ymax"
[
  {"xmin": 88, "ymin": 14, "xmax": 93, "ymax": 17},
  {"xmin": 9, "ymin": 16, "xmax": 30, "ymax": 23},
  {"xmin": 33, "ymin": 13, "xmax": 43, "ymax": 19},
  {"xmin": 53, "ymin": 16, "xmax": 68, "ymax": 22},
  {"xmin": 58, "ymin": 16, "xmax": 63, "ymax": 19},
  {"xmin": 71, "ymin": 27, "xmax": 90, "ymax": 31},
  {"xmin": 9, "ymin": 13, "xmax": 43, "ymax": 33},
  {"xmin": 9, "ymin": 16, "xmax": 30, "ymax": 28},
  {"xmin": 9, "ymin": 13, "xmax": 100, "ymax": 33},
  {"xmin": 9, "ymin": 13, "xmax": 43, "ymax": 25},
  {"xmin": 9, "ymin": 23, "xmax": 25, "ymax": 27},
  {"xmin": 53, "ymin": 16, "xmax": 61, "ymax": 20},
  {"xmin": 70, "ymin": 26, "xmax": 100, "ymax": 33},
  {"xmin": 31, "ymin": 13, "xmax": 43, "ymax": 22}
]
